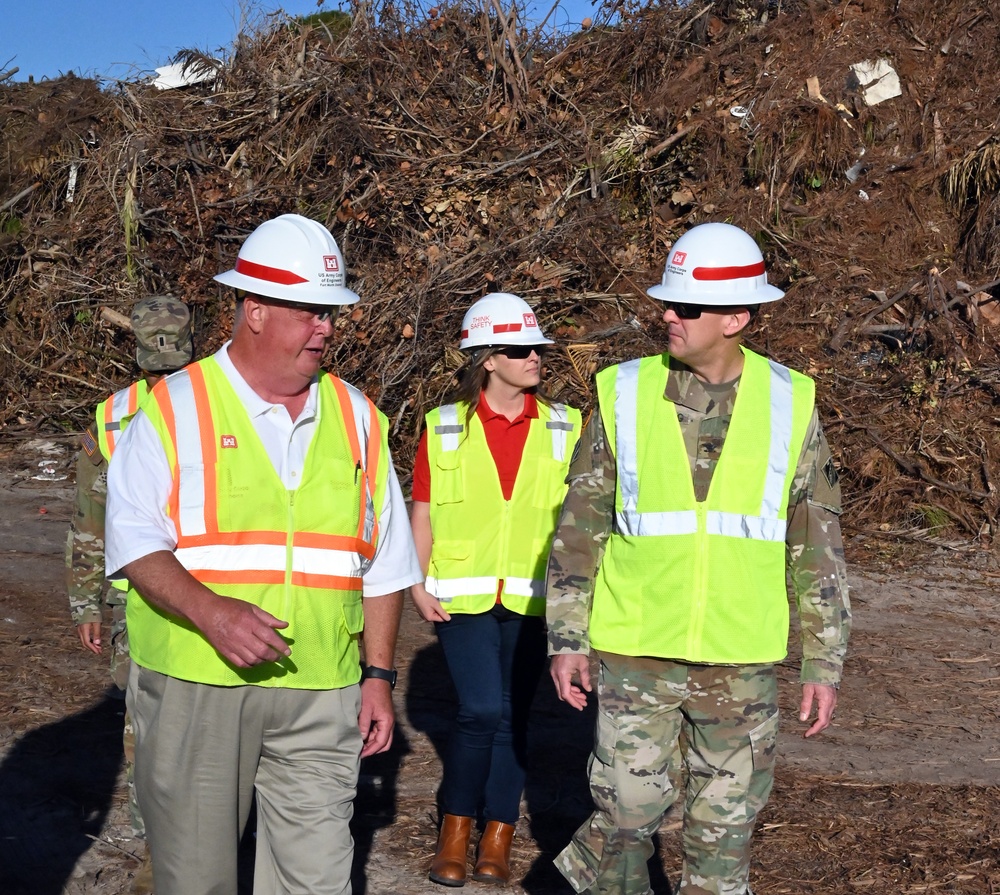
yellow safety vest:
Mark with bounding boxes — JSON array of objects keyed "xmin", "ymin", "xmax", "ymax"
[
  {"xmin": 425, "ymin": 399, "xmax": 581, "ymax": 616},
  {"xmin": 96, "ymin": 380, "xmax": 150, "ymax": 461},
  {"xmin": 96, "ymin": 380, "xmax": 151, "ymax": 596},
  {"xmin": 127, "ymin": 357, "xmax": 389, "ymax": 688},
  {"xmin": 591, "ymin": 349, "xmax": 814, "ymax": 663}
]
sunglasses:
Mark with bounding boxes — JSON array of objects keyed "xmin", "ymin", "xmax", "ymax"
[
  {"xmin": 494, "ymin": 345, "xmax": 546, "ymax": 359},
  {"xmin": 661, "ymin": 301, "xmax": 710, "ymax": 320},
  {"xmin": 243, "ymin": 293, "xmax": 337, "ymax": 324}
]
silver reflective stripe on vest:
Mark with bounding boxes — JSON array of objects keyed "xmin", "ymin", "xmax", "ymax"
[
  {"xmin": 706, "ymin": 511, "xmax": 786, "ymax": 542},
  {"xmin": 436, "ymin": 404, "xmax": 462, "ymax": 452},
  {"xmin": 546, "ymin": 403, "xmax": 572, "ymax": 462},
  {"xmin": 340, "ymin": 381, "xmax": 377, "ymax": 548},
  {"xmin": 169, "ymin": 370, "xmax": 209, "ymax": 537},
  {"xmin": 425, "ymin": 575, "xmax": 543, "ymax": 601},
  {"xmin": 762, "ymin": 360, "xmax": 793, "ymax": 519},
  {"xmin": 613, "ymin": 360, "xmax": 694, "ymax": 535},
  {"xmin": 425, "ymin": 575, "xmax": 496, "ymax": 602},
  {"xmin": 613, "ymin": 358, "xmax": 792, "ymax": 542},
  {"xmin": 106, "ymin": 386, "xmax": 134, "ymax": 430},
  {"xmin": 175, "ymin": 542, "xmax": 363, "ymax": 577},
  {"xmin": 503, "ymin": 576, "xmax": 546, "ymax": 598}
]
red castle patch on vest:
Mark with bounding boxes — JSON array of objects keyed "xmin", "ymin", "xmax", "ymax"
[{"xmin": 220, "ymin": 435, "xmax": 238, "ymax": 449}]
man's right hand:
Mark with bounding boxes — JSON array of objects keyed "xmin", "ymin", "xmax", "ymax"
[
  {"xmin": 76, "ymin": 622, "xmax": 102, "ymax": 654},
  {"xmin": 197, "ymin": 594, "xmax": 290, "ymax": 668},
  {"xmin": 550, "ymin": 653, "xmax": 592, "ymax": 711}
]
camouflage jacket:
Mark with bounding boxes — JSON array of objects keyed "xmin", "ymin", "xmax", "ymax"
[
  {"xmin": 67, "ymin": 436, "xmax": 114, "ymax": 625},
  {"xmin": 67, "ymin": 395, "xmax": 139, "ymax": 625},
  {"xmin": 546, "ymin": 357, "xmax": 852, "ymax": 686}
]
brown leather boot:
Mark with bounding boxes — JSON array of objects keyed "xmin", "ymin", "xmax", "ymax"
[
  {"xmin": 130, "ymin": 842, "xmax": 154, "ymax": 895},
  {"xmin": 429, "ymin": 813, "xmax": 473, "ymax": 887},
  {"xmin": 472, "ymin": 819, "xmax": 515, "ymax": 884}
]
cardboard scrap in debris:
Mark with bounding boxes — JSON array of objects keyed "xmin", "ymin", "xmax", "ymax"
[
  {"xmin": 806, "ymin": 76, "xmax": 827, "ymax": 102},
  {"xmin": 848, "ymin": 58, "xmax": 902, "ymax": 106},
  {"xmin": 152, "ymin": 60, "xmax": 220, "ymax": 91}
]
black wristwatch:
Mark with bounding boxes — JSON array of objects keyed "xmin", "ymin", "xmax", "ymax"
[{"xmin": 361, "ymin": 665, "xmax": 397, "ymax": 689}]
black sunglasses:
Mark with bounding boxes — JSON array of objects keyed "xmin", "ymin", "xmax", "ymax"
[
  {"xmin": 494, "ymin": 345, "xmax": 546, "ymax": 359},
  {"xmin": 661, "ymin": 301, "xmax": 709, "ymax": 320}
]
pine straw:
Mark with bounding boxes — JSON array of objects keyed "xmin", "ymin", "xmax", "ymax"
[{"xmin": 3, "ymin": 0, "xmax": 1000, "ymax": 545}]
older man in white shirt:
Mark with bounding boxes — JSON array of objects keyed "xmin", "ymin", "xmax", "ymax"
[{"xmin": 105, "ymin": 214, "xmax": 422, "ymax": 895}]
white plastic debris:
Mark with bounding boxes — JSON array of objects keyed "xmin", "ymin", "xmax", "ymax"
[
  {"xmin": 849, "ymin": 59, "xmax": 902, "ymax": 106},
  {"xmin": 152, "ymin": 60, "xmax": 220, "ymax": 91}
]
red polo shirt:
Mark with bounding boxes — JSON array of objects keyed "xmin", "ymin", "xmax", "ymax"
[{"xmin": 412, "ymin": 392, "xmax": 539, "ymax": 503}]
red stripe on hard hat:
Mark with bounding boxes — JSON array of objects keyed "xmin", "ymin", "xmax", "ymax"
[
  {"xmin": 235, "ymin": 257, "xmax": 309, "ymax": 286},
  {"xmin": 692, "ymin": 261, "xmax": 766, "ymax": 281},
  {"xmin": 493, "ymin": 323, "xmax": 523, "ymax": 333},
  {"xmin": 461, "ymin": 330, "xmax": 469, "ymax": 339}
]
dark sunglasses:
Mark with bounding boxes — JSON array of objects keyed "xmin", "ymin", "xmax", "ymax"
[
  {"xmin": 495, "ymin": 345, "xmax": 546, "ymax": 359},
  {"xmin": 661, "ymin": 301, "xmax": 709, "ymax": 320}
]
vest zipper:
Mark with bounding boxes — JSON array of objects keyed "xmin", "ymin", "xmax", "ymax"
[{"xmin": 687, "ymin": 501, "xmax": 709, "ymax": 656}]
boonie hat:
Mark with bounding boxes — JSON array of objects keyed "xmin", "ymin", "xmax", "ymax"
[{"xmin": 131, "ymin": 295, "xmax": 194, "ymax": 373}]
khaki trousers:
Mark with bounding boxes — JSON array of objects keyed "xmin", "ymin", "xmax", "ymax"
[{"xmin": 128, "ymin": 665, "xmax": 362, "ymax": 895}]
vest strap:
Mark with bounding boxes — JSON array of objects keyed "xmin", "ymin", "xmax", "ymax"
[
  {"xmin": 436, "ymin": 405, "xmax": 461, "ymax": 452},
  {"xmin": 547, "ymin": 403, "xmax": 572, "ymax": 462}
]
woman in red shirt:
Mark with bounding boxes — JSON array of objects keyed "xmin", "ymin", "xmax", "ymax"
[{"xmin": 410, "ymin": 293, "xmax": 580, "ymax": 887}]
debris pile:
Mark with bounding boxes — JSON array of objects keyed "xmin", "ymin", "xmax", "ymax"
[{"xmin": 2, "ymin": 0, "xmax": 1000, "ymax": 548}]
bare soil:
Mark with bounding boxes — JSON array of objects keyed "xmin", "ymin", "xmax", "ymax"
[{"xmin": 1, "ymin": 439, "xmax": 998, "ymax": 895}]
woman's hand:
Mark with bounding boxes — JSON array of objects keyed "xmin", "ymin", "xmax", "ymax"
[{"xmin": 409, "ymin": 582, "xmax": 452, "ymax": 622}]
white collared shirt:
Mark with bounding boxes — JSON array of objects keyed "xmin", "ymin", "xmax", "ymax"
[{"xmin": 105, "ymin": 342, "xmax": 421, "ymax": 597}]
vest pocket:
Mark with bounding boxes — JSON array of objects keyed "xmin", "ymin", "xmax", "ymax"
[
  {"xmin": 532, "ymin": 457, "xmax": 567, "ymax": 509},
  {"xmin": 341, "ymin": 593, "xmax": 364, "ymax": 636},
  {"xmin": 434, "ymin": 451, "xmax": 464, "ymax": 505},
  {"xmin": 428, "ymin": 540, "xmax": 473, "ymax": 579}
]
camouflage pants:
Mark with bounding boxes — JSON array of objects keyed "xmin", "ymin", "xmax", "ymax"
[
  {"xmin": 110, "ymin": 603, "xmax": 145, "ymax": 840},
  {"xmin": 555, "ymin": 656, "xmax": 778, "ymax": 895}
]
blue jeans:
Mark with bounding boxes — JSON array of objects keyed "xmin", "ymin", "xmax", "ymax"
[{"xmin": 434, "ymin": 603, "xmax": 547, "ymax": 825}]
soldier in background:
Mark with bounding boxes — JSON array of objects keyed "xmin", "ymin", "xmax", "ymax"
[
  {"xmin": 67, "ymin": 295, "xmax": 193, "ymax": 895},
  {"xmin": 546, "ymin": 223, "xmax": 851, "ymax": 895}
]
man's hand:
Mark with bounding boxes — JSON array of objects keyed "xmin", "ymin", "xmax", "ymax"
[
  {"xmin": 196, "ymin": 594, "xmax": 290, "ymax": 668},
  {"xmin": 799, "ymin": 682, "xmax": 838, "ymax": 738},
  {"xmin": 76, "ymin": 622, "xmax": 102, "ymax": 654},
  {"xmin": 550, "ymin": 653, "xmax": 592, "ymax": 711},
  {"xmin": 358, "ymin": 678, "xmax": 395, "ymax": 757}
]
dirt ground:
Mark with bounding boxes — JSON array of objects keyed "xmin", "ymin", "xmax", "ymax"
[{"xmin": 1, "ymin": 438, "xmax": 998, "ymax": 895}]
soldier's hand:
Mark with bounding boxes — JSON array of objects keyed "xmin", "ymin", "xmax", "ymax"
[
  {"xmin": 799, "ymin": 682, "xmax": 838, "ymax": 738},
  {"xmin": 550, "ymin": 653, "xmax": 592, "ymax": 711},
  {"xmin": 76, "ymin": 622, "xmax": 103, "ymax": 654},
  {"xmin": 198, "ymin": 594, "xmax": 291, "ymax": 668}
]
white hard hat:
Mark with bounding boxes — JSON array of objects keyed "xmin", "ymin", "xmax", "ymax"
[
  {"xmin": 214, "ymin": 213, "xmax": 360, "ymax": 306},
  {"xmin": 647, "ymin": 222, "xmax": 784, "ymax": 306},
  {"xmin": 459, "ymin": 293, "xmax": 554, "ymax": 350}
]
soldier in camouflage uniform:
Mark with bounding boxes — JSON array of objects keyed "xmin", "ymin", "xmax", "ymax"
[
  {"xmin": 67, "ymin": 295, "xmax": 193, "ymax": 895},
  {"xmin": 546, "ymin": 223, "xmax": 851, "ymax": 895}
]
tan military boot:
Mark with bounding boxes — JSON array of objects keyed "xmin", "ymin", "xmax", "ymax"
[{"xmin": 131, "ymin": 842, "xmax": 154, "ymax": 895}]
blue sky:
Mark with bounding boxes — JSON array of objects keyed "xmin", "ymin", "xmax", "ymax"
[{"xmin": 1, "ymin": 0, "xmax": 599, "ymax": 84}]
